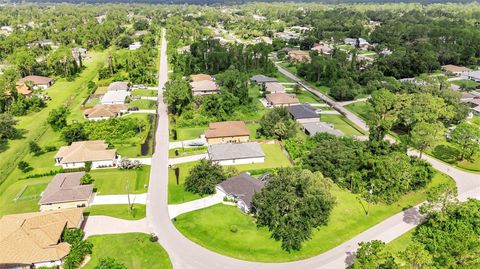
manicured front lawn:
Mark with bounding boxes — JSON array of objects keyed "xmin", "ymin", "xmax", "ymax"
[
  {"xmin": 174, "ymin": 172, "xmax": 453, "ymax": 262},
  {"xmin": 129, "ymin": 99, "xmax": 157, "ymax": 109},
  {"xmin": 85, "ymin": 233, "xmax": 172, "ymax": 269},
  {"xmin": 84, "ymin": 204, "xmax": 146, "ymax": 220},
  {"xmin": 131, "ymin": 89, "xmax": 158, "ymax": 97},
  {"xmin": 321, "ymin": 114, "xmax": 365, "ymax": 136},
  {"xmin": 171, "ymin": 126, "xmax": 207, "ymax": 141},
  {"xmin": 168, "ymin": 147, "xmax": 207, "ymax": 158},
  {"xmin": 345, "ymin": 101, "xmax": 372, "ymax": 121},
  {"xmin": 90, "ymin": 166, "xmax": 150, "ymax": 195}
]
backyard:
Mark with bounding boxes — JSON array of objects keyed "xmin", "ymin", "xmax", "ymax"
[
  {"xmin": 173, "ymin": 172, "xmax": 453, "ymax": 262},
  {"xmin": 85, "ymin": 233, "xmax": 172, "ymax": 269}
]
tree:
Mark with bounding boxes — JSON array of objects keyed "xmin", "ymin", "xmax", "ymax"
[
  {"xmin": 8, "ymin": 47, "xmax": 36, "ymax": 76},
  {"xmin": 252, "ymin": 168, "xmax": 335, "ymax": 251},
  {"xmin": 116, "ymin": 34, "xmax": 134, "ymax": 49},
  {"xmin": 62, "ymin": 228, "xmax": 93, "ymax": 269},
  {"xmin": 215, "ymin": 67, "xmax": 249, "ymax": 104},
  {"xmin": 450, "ymin": 122, "xmax": 480, "ymax": 161},
  {"xmin": 164, "ymin": 77, "xmax": 192, "ymax": 115},
  {"xmin": 329, "ymin": 78, "xmax": 359, "ymax": 101},
  {"xmin": 350, "ymin": 240, "xmax": 398, "ymax": 269},
  {"xmin": 366, "ymin": 89, "xmax": 398, "ymax": 143},
  {"xmin": 420, "ymin": 183, "xmax": 458, "ymax": 215},
  {"xmin": 80, "ymin": 173, "xmax": 94, "ymax": 185},
  {"xmin": 184, "ymin": 159, "xmax": 226, "ymax": 195},
  {"xmin": 399, "ymin": 242, "xmax": 434, "ymax": 269},
  {"xmin": 17, "ymin": 161, "xmax": 32, "ymax": 173},
  {"xmin": 410, "ymin": 122, "xmax": 443, "ymax": 158},
  {"xmin": 94, "ymin": 257, "xmax": 127, "ymax": 269},
  {"xmin": 47, "ymin": 107, "xmax": 70, "ymax": 131},
  {"xmin": 0, "ymin": 113, "xmax": 20, "ymax": 141},
  {"xmin": 62, "ymin": 123, "xmax": 87, "ymax": 144},
  {"xmin": 133, "ymin": 19, "xmax": 149, "ymax": 31},
  {"xmin": 29, "ymin": 141, "xmax": 42, "ymax": 155},
  {"xmin": 258, "ymin": 107, "xmax": 296, "ymax": 140}
]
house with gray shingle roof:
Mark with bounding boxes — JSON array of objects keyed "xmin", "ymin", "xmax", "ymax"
[
  {"xmin": 216, "ymin": 173, "xmax": 265, "ymax": 213},
  {"xmin": 208, "ymin": 142, "xmax": 265, "ymax": 165},
  {"xmin": 288, "ymin": 104, "xmax": 319, "ymax": 123},
  {"xmin": 301, "ymin": 121, "xmax": 344, "ymax": 137},
  {"xmin": 250, "ymin": 74, "xmax": 278, "ymax": 84}
]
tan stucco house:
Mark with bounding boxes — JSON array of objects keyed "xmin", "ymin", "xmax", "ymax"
[
  {"xmin": 54, "ymin": 140, "xmax": 118, "ymax": 169},
  {"xmin": 204, "ymin": 121, "xmax": 250, "ymax": 144}
]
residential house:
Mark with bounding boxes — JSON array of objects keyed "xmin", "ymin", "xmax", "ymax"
[
  {"xmin": 204, "ymin": 121, "xmax": 250, "ymax": 144},
  {"xmin": 54, "ymin": 140, "xmax": 118, "ymax": 169},
  {"xmin": 266, "ymin": 92, "xmax": 300, "ymax": 107},
  {"xmin": 274, "ymin": 32, "xmax": 298, "ymax": 41},
  {"xmin": 18, "ymin": 75, "xmax": 55, "ymax": 89},
  {"xmin": 442, "ymin": 65, "xmax": 472, "ymax": 76},
  {"xmin": 344, "ymin": 37, "xmax": 370, "ymax": 49},
  {"xmin": 129, "ymin": 42, "xmax": 142, "ymax": 50},
  {"xmin": 83, "ymin": 104, "xmax": 128, "ymax": 121},
  {"xmin": 216, "ymin": 173, "xmax": 265, "ymax": 213},
  {"xmin": 462, "ymin": 98, "xmax": 480, "ymax": 116},
  {"xmin": 39, "ymin": 172, "xmax": 93, "ymax": 211},
  {"xmin": 15, "ymin": 82, "xmax": 33, "ymax": 96},
  {"xmin": 288, "ymin": 104, "xmax": 319, "ymax": 123},
  {"xmin": 108, "ymin": 81, "xmax": 130, "ymax": 92},
  {"xmin": 0, "ymin": 208, "xmax": 84, "ymax": 268},
  {"xmin": 177, "ymin": 45, "xmax": 191, "ymax": 53},
  {"xmin": 302, "ymin": 121, "xmax": 344, "ymax": 137},
  {"xmin": 466, "ymin": 71, "xmax": 480, "ymax": 82},
  {"xmin": 100, "ymin": 90, "xmax": 130, "ymax": 104},
  {"xmin": 311, "ymin": 43, "xmax": 333, "ymax": 55},
  {"xmin": 250, "ymin": 74, "xmax": 277, "ymax": 84},
  {"xmin": 264, "ymin": 82, "xmax": 286, "ymax": 93},
  {"xmin": 208, "ymin": 142, "xmax": 265, "ymax": 165},
  {"xmin": 288, "ymin": 50, "xmax": 311, "ymax": 63},
  {"xmin": 191, "ymin": 74, "xmax": 213, "ymax": 82},
  {"xmin": 191, "ymin": 80, "xmax": 219, "ymax": 96}
]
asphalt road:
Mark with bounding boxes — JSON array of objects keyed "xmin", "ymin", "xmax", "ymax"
[{"xmin": 146, "ymin": 31, "xmax": 480, "ymax": 269}]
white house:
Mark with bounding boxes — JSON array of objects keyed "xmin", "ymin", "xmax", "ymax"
[
  {"xmin": 54, "ymin": 140, "xmax": 118, "ymax": 169},
  {"xmin": 208, "ymin": 142, "xmax": 265, "ymax": 165}
]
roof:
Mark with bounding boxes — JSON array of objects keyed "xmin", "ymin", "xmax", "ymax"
[
  {"xmin": 266, "ymin": 93, "xmax": 299, "ymax": 105},
  {"xmin": 264, "ymin": 82, "xmax": 285, "ymax": 93},
  {"xmin": 204, "ymin": 121, "xmax": 249, "ymax": 139},
  {"xmin": 107, "ymin": 82, "xmax": 129, "ymax": 91},
  {"xmin": 190, "ymin": 74, "xmax": 213, "ymax": 82},
  {"xmin": 217, "ymin": 173, "xmax": 265, "ymax": 209},
  {"xmin": 15, "ymin": 82, "xmax": 32, "ymax": 96},
  {"xmin": 288, "ymin": 104, "xmax": 318, "ymax": 120},
  {"xmin": 311, "ymin": 44, "xmax": 332, "ymax": 53},
  {"xmin": 100, "ymin": 90, "xmax": 130, "ymax": 104},
  {"xmin": 84, "ymin": 104, "xmax": 128, "ymax": 119},
  {"xmin": 442, "ymin": 65, "xmax": 471, "ymax": 73},
  {"xmin": 0, "ymin": 208, "xmax": 84, "ymax": 265},
  {"xmin": 302, "ymin": 121, "xmax": 344, "ymax": 136},
  {"xmin": 191, "ymin": 80, "xmax": 219, "ymax": 92},
  {"xmin": 208, "ymin": 142, "xmax": 265, "ymax": 161},
  {"xmin": 39, "ymin": 172, "xmax": 93, "ymax": 205},
  {"xmin": 55, "ymin": 140, "xmax": 117, "ymax": 164},
  {"xmin": 250, "ymin": 74, "xmax": 277, "ymax": 84},
  {"xmin": 18, "ymin": 75, "xmax": 53, "ymax": 85}
]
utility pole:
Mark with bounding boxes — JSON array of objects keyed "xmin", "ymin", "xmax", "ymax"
[{"xmin": 126, "ymin": 180, "xmax": 132, "ymax": 212}]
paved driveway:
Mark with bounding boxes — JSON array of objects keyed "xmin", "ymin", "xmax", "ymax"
[
  {"xmin": 168, "ymin": 192, "xmax": 224, "ymax": 219},
  {"xmin": 83, "ymin": 216, "xmax": 150, "ymax": 238}
]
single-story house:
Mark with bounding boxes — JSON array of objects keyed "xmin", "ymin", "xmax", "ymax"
[
  {"xmin": 274, "ymin": 32, "xmax": 298, "ymax": 41},
  {"xmin": 83, "ymin": 104, "xmax": 128, "ymax": 121},
  {"xmin": 462, "ymin": 98, "xmax": 480, "ymax": 116},
  {"xmin": 288, "ymin": 50, "xmax": 311, "ymax": 63},
  {"xmin": 100, "ymin": 90, "xmax": 130, "ymax": 104},
  {"xmin": 288, "ymin": 104, "xmax": 319, "ymax": 123},
  {"xmin": 18, "ymin": 75, "xmax": 54, "ymax": 89},
  {"xmin": 190, "ymin": 74, "xmax": 213, "ymax": 82},
  {"xmin": 0, "ymin": 208, "xmax": 84, "ymax": 268},
  {"xmin": 39, "ymin": 172, "xmax": 93, "ymax": 212},
  {"xmin": 216, "ymin": 173, "xmax": 265, "ymax": 213},
  {"xmin": 264, "ymin": 82, "xmax": 285, "ymax": 93},
  {"xmin": 129, "ymin": 42, "xmax": 142, "ymax": 50},
  {"xmin": 204, "ymin": 121, "xmax": 250, "ymax": 144},
  {"xmin": 442, "ymin": 65, "xmax": 472, "ymax": 76},
  {"xmin": 54, "ymin": 140, "xmax": 118, "ymax": 169},
  {"xmin": 465, "ymin": 71, "xmax": 480, "ymax": 82},
  {"xmin": 107, "ymin": 81, "xmax": 130, "ymax": 92},
  {"xmin": 250, "ymin": 74, "xmax": 278, "ymax": 84},
  {"xmin": 266, "ymin": 92, "xmax": 300, "ymax": 107},
  {"xmin": 302, "ymin": 121, "xmax": 344, "ymax": 137},
  {"xmin": 208, "ymin": 142, "xmax": 265, "ymax": 165},
  {"xmin": 191, "ymin": 80, "xmax": 220, "ymax": 96},
  {"xmin": 311, "ymin": 43, "xmax": 333, "ymax": 55}
]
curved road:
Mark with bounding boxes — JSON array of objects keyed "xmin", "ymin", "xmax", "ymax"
[{"xmin": 146, "ymin": 30, "xmax": 480, "ymax": 269}]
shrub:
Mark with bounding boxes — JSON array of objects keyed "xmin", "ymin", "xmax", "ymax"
[
  {"xmin": 18, "ymin": 161, "xmax": 33, "ymax": 173},
  {"xmin": 44, "ymin": 145, "xmax": 57, "ymax": 152},
  {"xmin": 29, "ymin": 141, "xmax": 43, "ymax": 155},
  {"xmin": 149, "ymin": 233, "xmax": 159, "ymax": 242},
  {"xmin": 94, "ymin": 257, "xmax": 127, "ymax": 269},
  {"xmin": 85, "ymin": 161, "xmax": 92, "ymax": 172},
  {"xmin": 230, "ymin": 225, "xmax": 238, "ymax": 233},
  {"xmin": 80, "ymin": 173, "xmax": 94, "ymax": 185},
  {"xmin": 118, "ymin": 158, "xmax": 142, "ymax": 169}
]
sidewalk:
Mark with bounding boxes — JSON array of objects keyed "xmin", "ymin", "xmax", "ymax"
[{"xmin": 168, "ymin": 192, "xmax": 224, "ymax": 219}]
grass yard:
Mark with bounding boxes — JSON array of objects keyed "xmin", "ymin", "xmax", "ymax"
[
  {"xmin": 90, "ymin": 166, "xmax": 150, "ymax": 195},
  {"xmin": 345, "ymin": 101, "xmax": 372, "ymax": 121},
  {"xmin": 385, "ymin": 229, "xmax": 414, "ymax": 255},
  {"xmin": 451, "ymin": 79, "xmax": 478, "ymax": 88},
  {"xmin": 274, "ymin": 70, "xmax": 295, "ymax": 83},
  {"xmin": 279, "ymin": 62, "xmax": 297, "ymax": 74},
  {"xmin": 94, "ymin": 86, "xmax": 109, "ymax": 94},
  {"xmin": 174, "ymin": 172, "xmax": 453, "ymax": 262},
  {"xmin": 168, "ymin": 146, "xmax": 207, "ymax": 158},
  {"xmin": 321, "ymin": 114, "xmax": 365, "ymax": 136},
  {"xmin": 84, "ymin": 204, "xmax": 146, "ymax": 220},
  {"xmin": 287, "ymin": 90, "xmax": 322, "ymax": 103},
  {"xmin": 429, "ymin": 141, "xmax": 480, "ymax": 172},
  {"xmin": 131, "ymin": 89, "xmax": 157, "ymax": 97},
  {"xmin": 18, "ymin": 183, "xmax": 48, "ymax": 200},
  {"xmin": 85, "ymin": 233, "xmax": 172, "ymax": 269},
  {"xmin": 172, "ymin": 126, "xmax": 207, "ymax": 141},
  {"xmin": 0, "ymin": 176, "xmax": 52, "ymax": 216},
  {"xmin": 129, "ymin": 99, "xmax": 157, "ymax": 109},
  {"xmin": 225, "ymin": 143, "xmax": 292, "ymax": 172},
  {"xmin": 84, "ymin": 95, "xmax": 100, "ymax": 106},
  {"xmin": 113, "ymin": 114, "xmax": 154, "ymax": 157}
]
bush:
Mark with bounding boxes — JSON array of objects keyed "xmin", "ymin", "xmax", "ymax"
[
  {"xmin": 230, "ymin": 225, "xmax": 238, "ymax": 233},
  {"xmin": 80, "ymin": 173, "xmax": 94, "ymax": 185},
  {"xmin": 118, "ymin": 158, "xmax": 142, "ymax": 169},
  {"xmin": 21, "ymin": 169, "xmax": 64, "ymax": 179},
  {"xmin": 18, "ymin": 161, "xmax": 33, "ymax": 173},
  {"xmin": 94, "ymin": 257, "xmax": 127, "ymax": 269},
  {"xmin": 85, "ymin": 161, "xmax": 92, "ymax": 172},
  {"xmin": 149, "ymin": 233, "xmax": 159, "ymax": 242},
  {"xmin": 44, "ymin": 145, "xmax": 57, "ymax": 152},
  {"xmin": 29, "ymin": 141, "xmax": 43, "ymax": 155}
]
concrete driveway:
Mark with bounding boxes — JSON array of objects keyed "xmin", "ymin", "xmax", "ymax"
[
  {"xmin": 168, "ymin": 192, "xmax": 224, "ymax": 219},
  {"xmin": 83, "ymin": 216, "xmax": 150, "ymax": 238}
]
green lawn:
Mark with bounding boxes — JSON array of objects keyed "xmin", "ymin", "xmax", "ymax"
[
  {"xmin": 288, "ymin": 90, "xmax": 323, "ymax": 103},
  {"xmin": 225, "ymin": 143, "xmax": 292, "ymax": 171},
  {"xmin": 279, "ymin": 62, "xmax": 297, "ymax": 74},
  {"xmin": 274, "ymin": 70, "xmax": 295, "ymax": 83},
  {"xmin": 90, "ymin": 166, "xmax": 150, "ymax": 195},
  {"xmin": 85, "ymin": 233, "xmax": 172, "ymax": 269},
  {"xmin": 131, "ymin": 89, "xmax": 158, "ymax": 97},
  {"xmin": 174, "ymin": 172, "xmax": 453, "ymax": 262},
  {"xmin": 321, "ymin": 114, "xmax": 365, "ymax": 136},
  {"xmin": 84, "ymin": 204, "xmax": 146, "ymax": 220},
  {"xmin": 172, "ymin": 126, "xmax": 207, "ymax": 141},
  {"xmin": 385, "ymin": 229, "xmax": 414, "ymax": 255},
  {"xmin": 168, "ymin": 147, "xmax": 207, "ymax": 158},
  {"xmin": 129, "ymin": 99, "xmax": 157, "ymax": 109},
  {"xmin": 113, "ymin": 114, "xmax": 154, "ymax": 157},
  {"xmin": 19, "ymin": 183, "xmax": 48, "ymax": 200},
  {"xmin": 451, "ymin": 79, "xmax": 478, "ymax": 88},
  {"xmin": 345, "ymin": 101, "xmax": 372, "ymax": 121}
]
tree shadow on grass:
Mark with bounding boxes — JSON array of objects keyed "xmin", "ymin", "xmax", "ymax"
[
  {"xmin": 0, "ymin": 140, "xmax": 9, "ymax": 153},
  {"xmin": 432, "ymin": 144, "xmax": 460, "ymax": 164}
]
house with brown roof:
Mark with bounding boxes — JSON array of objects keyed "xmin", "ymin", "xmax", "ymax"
[
  {"xmin": 18, "ymin": 75, "xmax": 54, "ymax": 89},
  {"xmin": 190, "ymin": 74, "xmax": 213, "ymax": 82},
  {"xmin": 442, "ymin": 65, "xmax": 472, "ymax": 76},
  {"xmin": 266, "ymin": 93, "xmax": 300, "ymax": 107},
  {"xmin": 39, "ymin": 172, "xmax": 93, "ymax": 212},
  {"xmin": 191, "ymin": 80, "xmax": 220, "ymax": 96},
  {"xmin": 54, "ymin": 140, "xmax": 118, "ymax": 169},
  {"xmin": 311, "ymin": 43, "xmax": 333, "ymax": 55},
  {"xmin": 0, "ymin": 208, "xmax": 84, "ymax": 268},
  {"xmin": 83, "ymin": 104, "xmax": 128, "ymax": 121},
  {"xmin": 288, "ymin": 50, "xmax": 311, "ymax": 63},
  {"xmin": 204, "ymin": 121, "xmax": 250, "ymax": 144},
  {"xmin": 264, "ymin": 82, "xmax": 286, "ymax": 93}
]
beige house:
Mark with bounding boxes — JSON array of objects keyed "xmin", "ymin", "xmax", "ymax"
[
  {"xmin": 84, "ymin": 104, "xmax": 128, "ymax": 121},
  {"xmin": 204, "ymin": 121, "xmax": 250, "ymax": 144},
  {"xmin": 442, "ymin": 65, "xmax": 472, "ymax": 76},
  {"xmin": 190, "ymin": 74, "xmax": 213, "ymax": 82},
  {"xmin": 191, "ymin": 80, "xmax": 220, "ymax": 96},
  {"xmin": 288, "ymin": 50, "xmax": 311, "ymax": 63},
  {"xmin": 54, "ymin": 140, "xmax": 118, "ymax": 169},
  {"xmin": 264, "ymin": 82, "xmax": 286, "ymax": 93},
  {"xmin": 0, "ymin": 208, "xmax": 84, "ymax": 268},
  {"xmin": 311, "ymin": 43, "xmax": 333, "ymax": 55},
  {"xmin": 266, "ymin": 93, "xmax": 300, "ymax": 107},
  {"xmin": 39, "ymin": 172, "xmax": 93, "ymax": 211},
  {"xmin": 18, "ymin": 75, "xmax": 54, "ymax": 89}
]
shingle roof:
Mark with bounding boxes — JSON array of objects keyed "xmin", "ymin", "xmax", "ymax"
[
  {"xmin": 208, "ymin": 142, "xmax": 264, "ymax": 161},
  {"xmin": 191, "ymin": 80, "xmax": 219, "ymax": 93},
  {"xmin": 250, "ymin": 75, "xmax": 277, "ymax": 84},
  {"xmin": 288, "ymin": 104, "xmax": 318, "ymax": 120},
  {"xmin": 217, "ymin": 173, "xmax": 265, "ymax": 209},
  {"xmin": 39, "ymin": 172, "xmax": 93, "ymax": 205},
  {"xmin": 83, "ymin": 104, "xmax": 128, "ymax": 119},
  {"xmin": 442, "ymin": 65, "xmax": 471, "ymax": 73},
  {"xmin": 190, "ymin": 74, "xmax": 213, "ymax": 82},
  {"xmin": 264, "ymin": 82, "xmax": 285, "ymax": 93},
  {"xmin": 204, "ymin": 121, "xmax": 249, "ymax": 139},
  {"xmin": 302, "ymin": 121, "xmax": 344, "ymax": 136},
  {"xmin": 18, "ymin": 75, "xmax": 53, "ymax": 86},
  {"xmin": 0, "ymin": 208, "xmax": 83, "ymax": 265},
  {"xmin": 55, "ymin": 140, "xmax": 116, "ymax": 164},
  {"xmin": 266, "ymin": 93, "xmax": 299, "ymax": 105},
  {"xmin": 107, "ymin": 81, "xmax": 129, "ymax": 91}
]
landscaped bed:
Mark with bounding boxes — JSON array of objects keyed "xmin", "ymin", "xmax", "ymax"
[
  {"xmin": 91, "ymin": 166, "xmax": 150, "ymax": 195},
  {"xmin": 84, "ymin": 204, "xmax": 146, "ymax": 220},
  {"xmin": 173, "ymin": 172, "xmax": 453, "ymax": 262},
  {"xmin": 85, "ymin": 233, "xmax": 172, "ymax": 269}
]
